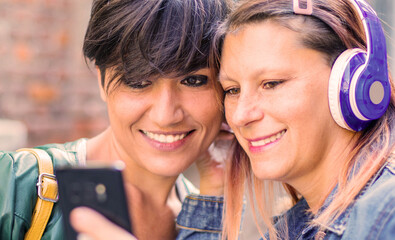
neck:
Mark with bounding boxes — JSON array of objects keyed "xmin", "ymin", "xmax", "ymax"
[
  {"xmin": 289, "ymin": 131, "xmax": 360, "ymax": 213},
  {"xmin": 87, "ymin": 128, "xmax": 181, "ymax": 239},
  {"xmin": 87, "ymin": 127, "xmax": 179, "ymax": 205}
]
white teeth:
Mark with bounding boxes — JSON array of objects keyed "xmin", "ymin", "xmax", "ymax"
[
  {"xmin": 251, "ymin": 130, "xmax": 285, "ymax": 147},
  {"xmin": 159, "ymin": 134, "xmax": 166, "ymax": 142},
  {"xmin": 142, "ymin": 131, "xmax": 187, "ymax": 143}
]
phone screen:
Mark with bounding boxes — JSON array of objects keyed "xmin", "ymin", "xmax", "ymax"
[{"xmin": 56, "ymin": 163, "xmax": 132, "ymax": 240}]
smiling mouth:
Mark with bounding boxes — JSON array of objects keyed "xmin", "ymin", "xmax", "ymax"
[
  {"xmin": 250, "ymin": 130, "xmax": 286, "ymax": 147},
  {"xmin": 141, "ymin": 130, "xmax": 193, "ymax": 143}
]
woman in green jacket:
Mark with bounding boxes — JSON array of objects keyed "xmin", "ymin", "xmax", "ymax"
[{"xmin": 0, "ymin": 0, "xmax": 232, "ymax": 239}]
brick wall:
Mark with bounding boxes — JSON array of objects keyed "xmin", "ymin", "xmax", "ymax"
[{"xmin": 0, "ymin": 0, "xmax": 108, "ymax": 147}]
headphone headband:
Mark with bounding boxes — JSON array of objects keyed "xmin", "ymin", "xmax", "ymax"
[
  {"xmin": 351, "ymin": 0, "xmax": 387, "ymax": 61},
  {"xmin": 293, "ymin": 0, "xmax": 312, "ymax": 15},
  {"xmin": 294, "ymin": 0, "xmax": 390, "ymax": 131},
  {"xmin": 292, "ymin": 0, "xmax": 387, "ymax": 62}
]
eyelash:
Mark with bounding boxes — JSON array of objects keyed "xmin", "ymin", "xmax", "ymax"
[
  {"xmin": 223, "ymin": 80, "xmax": 284, "ymax": 96},
  {"xmin": 223, "ymin": 88, "xmax": 240, "ymax": 96},
  {"xmin": 262, "ymin": 80, "xmax": 284, "ymax": 89},
  {"xmin": 180, "ymin": 75, "xmax": 208, "ymax": 87},
  {"xmin": 125, "ymin": 75, "xmax": 209, "ymax": 90},
  {"xmin": 127, "ymin": 80, "xmax": 152, "ymax": 89}
]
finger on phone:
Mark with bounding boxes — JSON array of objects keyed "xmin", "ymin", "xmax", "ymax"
[{"xmin": 70, "ymin": 207, "xmax": 136, "ymax": 240}]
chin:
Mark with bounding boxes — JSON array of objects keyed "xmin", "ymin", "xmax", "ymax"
[
  {"xmin": 148, "ymin": 160, "xmax": 192, "ymax": 177},
  {"xmin": 151, "ymin": 168, "xmax": 186, "ymax": 178},
  {"xmin": 251, "ymin": 161, "xmax": 287, "ymax": 181}
]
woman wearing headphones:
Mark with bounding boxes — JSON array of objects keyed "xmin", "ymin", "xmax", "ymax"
[{"xmin": 216, "ymin": 0, "xmax": 395, "ymax": 239}]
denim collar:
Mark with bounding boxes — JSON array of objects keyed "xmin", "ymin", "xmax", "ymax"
[
  {"xmin": 319, "ymin": 157, "xmax": 395, "ymax": 236},
  {"xmin": 267, "ymin": 198, "xmax": 313, "ymax": 240},
  {"xmin": 271, "ymin": 155, "xmax": 395, "ymax": 239}
]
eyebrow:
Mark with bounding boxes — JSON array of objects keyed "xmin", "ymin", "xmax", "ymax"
[
  {"xmin": 218, "ymin": 73, "xmax": 231, "ymax": 82},
  {"xmin": 219, "ymin": 67, "xmax": 272, "ymax": 83}
]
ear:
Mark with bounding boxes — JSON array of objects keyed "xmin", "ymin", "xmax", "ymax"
[{"xmin": 96, "ymin": 67, "xmax": 107, "ymax": 102}]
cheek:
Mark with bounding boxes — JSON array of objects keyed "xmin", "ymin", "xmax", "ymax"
[
  {"xmin": 188, "ymin": 91, "xmax": 223, "ymax": 125},
  {"xmin": 107, "ymin": 93, "xmax": 147, "ymax": 124},
  {"xmin": 280, "ymin": 80, "xmax": 328, "ymax": 123},
  {"xmin": 282, "ymin": 88, "xmax": 332, "ymax": 145},
  {"xmin": 224, "ymin": 96, "xmax": 236, "ymax": 120}
]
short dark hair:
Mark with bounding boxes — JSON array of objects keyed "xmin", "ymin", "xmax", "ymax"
[{"xmin": 83, "ymin": 0, "xmax": 230, "ymax": 92}]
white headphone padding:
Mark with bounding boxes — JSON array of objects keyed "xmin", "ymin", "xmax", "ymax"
[{"xmin": 328, "ymin": 48, "xmax": 365, "ymax": 131}]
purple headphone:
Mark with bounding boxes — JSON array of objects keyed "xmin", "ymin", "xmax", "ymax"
[{"xmin": 294, "ymin": 0, "xmax": 390, "ymax": 131}]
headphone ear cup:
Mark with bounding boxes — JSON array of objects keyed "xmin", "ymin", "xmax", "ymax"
[{"xmin": 328, "ymin": 48, "xmax": 366, "ymax": 131}]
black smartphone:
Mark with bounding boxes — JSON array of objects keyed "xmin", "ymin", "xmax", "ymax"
[{"xmin": 56, "ymin": 162, "xmax": 132, "ymax": 240}]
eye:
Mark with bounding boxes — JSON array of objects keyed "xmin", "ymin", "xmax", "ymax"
[
  {"xmin": 127, "ymin": 80, "xmax": 152, "ymax": 89},
  {"xmin": 262, "ymin": 80, "xmax": 283, "ymax": 89},
  {"xmin": 224, "ymin": 87, "xmax": 240, "ymax": 96},
  {"xmin": 181, "ymin": 75, "xmax": 208, "ymax": 87}
]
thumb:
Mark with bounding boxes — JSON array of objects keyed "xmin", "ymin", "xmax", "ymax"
[{"xmin": 70, "ymin": 207, "xmax": 136, "ymax": 240}]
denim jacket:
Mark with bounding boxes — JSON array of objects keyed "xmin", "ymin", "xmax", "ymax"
[
  {"xmin": 177, "ymin": 194, "xmax": 224, "ymax": 240},
  {"xmin": 177, "ymin": 159, "xmax": 395, "ymax": 240}
]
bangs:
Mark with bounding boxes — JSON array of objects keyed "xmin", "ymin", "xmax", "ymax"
[
  {"xmin": 131, "ymin": 0, "xmax": 215, "ymax": 77},
  {"xmin": 83, "ymin": 0, "xmax": 228, "ymax": 89}
]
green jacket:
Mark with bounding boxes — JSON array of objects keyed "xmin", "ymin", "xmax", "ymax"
[
  {"xmin": 0, "ymin": 138, "xmax": 197, "ymax": 240},
  {"xmin": 0, "ymin": 139, "xmax": 85, "ymax": 240}
]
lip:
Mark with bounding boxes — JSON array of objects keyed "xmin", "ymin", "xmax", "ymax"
[
  {"xmin": 140, "ymin": 130, "xmax": 195, "ymax": 151},
  {"xmin": 246, "ymin": 129, "xmax": 286, "ymax": 153}
]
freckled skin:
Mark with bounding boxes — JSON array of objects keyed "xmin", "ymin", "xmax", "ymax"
[{"xmin": 220, "ymin": 22, "xmax": 356, "ymax": 206}]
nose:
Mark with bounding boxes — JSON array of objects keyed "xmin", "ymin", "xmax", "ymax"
[
  {"xmin": 149, "ymin": 85, "xmax": 184, "ymax": 127},
  {"xmin": 228, "ymin": 91, "xmax": 264, "ymax": 128}
]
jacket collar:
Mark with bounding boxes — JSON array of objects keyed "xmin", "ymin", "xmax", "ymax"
[
  {"xmin": 319, "ymin": 158, "xmax": 395, "ymax": 236},
  {"xmin": 269, "ymin": 156, "xmax": 394, "ymax": 239}
]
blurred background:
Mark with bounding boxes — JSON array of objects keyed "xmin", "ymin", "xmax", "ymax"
[
  {"xmin": 0, "ymin": 0, "xmax": 104, "ymax": 150},
  {"xmin": 0, "ymin": 0, "xmax": 393, "ymax": 239}
]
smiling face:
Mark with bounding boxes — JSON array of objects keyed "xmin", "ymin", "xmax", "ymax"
[
  {"xmin": 220, "ymin": 21, "xmax": 352, "ymax": 186},
  {"xmin": 103, "ymin": 68, "xmax": 222, "ymax": 177}
]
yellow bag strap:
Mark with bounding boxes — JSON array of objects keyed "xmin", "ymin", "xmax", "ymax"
[{"xmin": 17, "ymin": 148, "xmax": 58, "ymax": 240}]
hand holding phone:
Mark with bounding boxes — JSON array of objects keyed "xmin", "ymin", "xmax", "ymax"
[
  {"xmin": 70, "ymin": 207, "xmax": 136, "ymax": 240},
  {"xmin": 56, "ymin": 162, "xmax": 132, "ymax": 240}
]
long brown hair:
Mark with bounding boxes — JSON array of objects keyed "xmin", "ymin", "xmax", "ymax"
[{"xmin": 215, "ymin": 0, "xmax": 395, "ymax": 239}]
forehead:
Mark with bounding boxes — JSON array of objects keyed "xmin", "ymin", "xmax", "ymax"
[
  {"xmin": 225, "ymin": 21, "xmax": 303, "ymax": 55},
  {"xmin": 220, "ymin": 22, "xmax": 300, "ymax": 73},
  {"xmin": 219, "ymin": 21, "xmax": 327, "ymax": 80}
]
